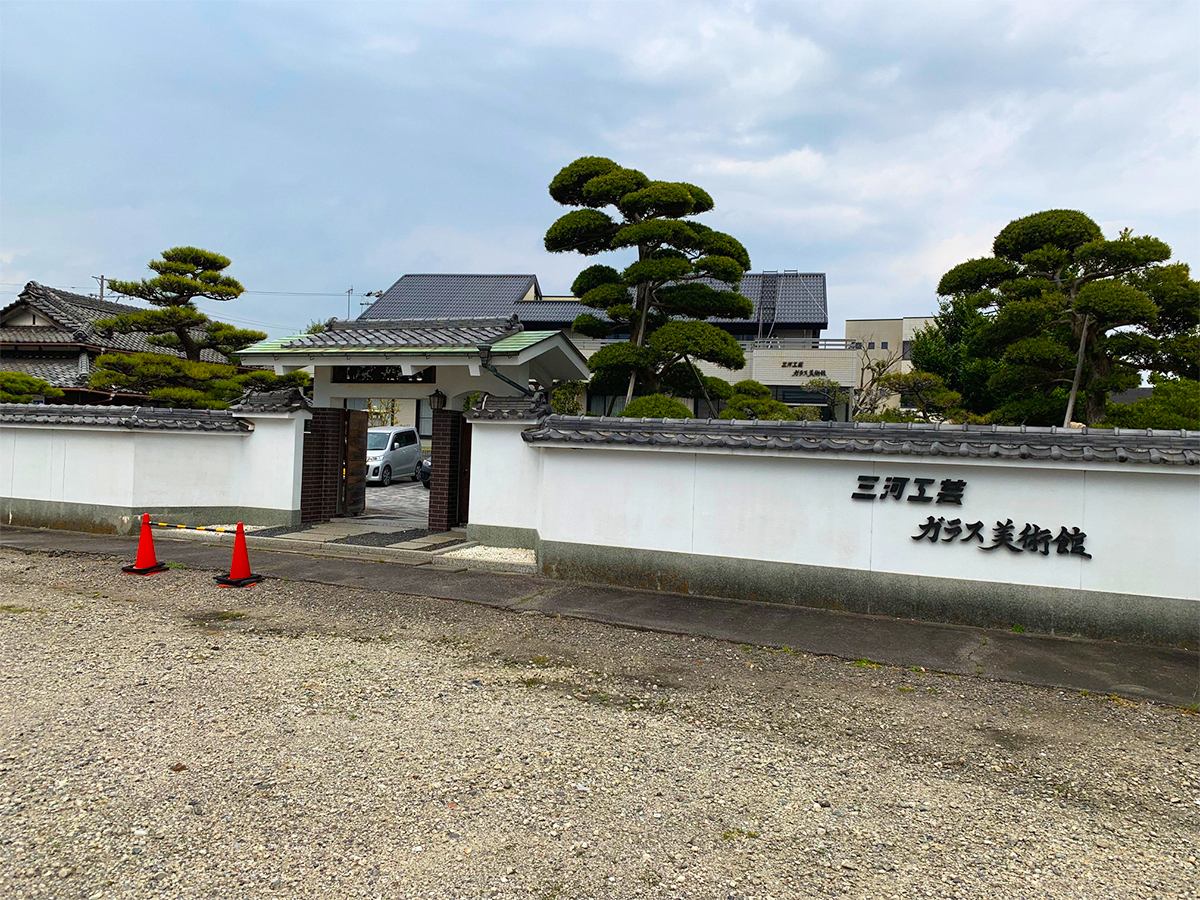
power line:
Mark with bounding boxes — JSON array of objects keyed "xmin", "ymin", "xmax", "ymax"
[
  {"xmin": 0, "ymin": 281, "xmax": 359, "ymax": 297},
  {"xmin": 1, "ymin": 283, "xmax": 310, "ymax": 331}
]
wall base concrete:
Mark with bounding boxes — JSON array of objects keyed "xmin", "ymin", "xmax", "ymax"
[
  {"xmin": 1, "ymin": 497, "xmax": 301, "ymax": 535},
  {"xmin": 465, "ymin": 523, "xmax": 539, "ymax": 550},
  {"xmin": 538, "ymin": 539, "xmax": 1200, "ymax": 649}
]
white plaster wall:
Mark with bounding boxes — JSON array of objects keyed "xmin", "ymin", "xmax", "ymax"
[
  {"xmin": 1, "ymin": 426, "xmax": 136, "ymax": 506},
  {"xmin": 467, "ymin": 421, "xmax": 542, "ymax": 533},
  {"xmin": 2, "ymin": 414, "xmax": 305, "ymax": 516},
  {"xmin": 468, "ymin": 434, "xmax": 1200, "ymax": 601}
]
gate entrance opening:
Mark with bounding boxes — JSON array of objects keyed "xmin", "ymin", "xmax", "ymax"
[{"xmin": 239, "ymin": 316, "xmax": 588, "ymax": 531}]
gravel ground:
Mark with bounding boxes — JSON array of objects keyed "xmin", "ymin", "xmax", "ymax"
[
  {"xmin": 443, "ymin": 546, "xmax": 538, "ymax": 567},
  {"xmin": 1, "ymin": 548, "xmax": 1197, "ymax": 900}
]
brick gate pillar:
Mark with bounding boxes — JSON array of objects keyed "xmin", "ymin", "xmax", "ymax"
[{"xmin": 428, "ymin": 408, "xmax": 463, "ymax": 532}]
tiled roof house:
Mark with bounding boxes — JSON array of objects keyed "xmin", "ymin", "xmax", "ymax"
[
  {"xmin": 358, "ymin": 271, "xmax": 829, "ymax": 338},
  {"xmin": 0, "ymin": 282, "xmax": 231, "ymax": 403}
]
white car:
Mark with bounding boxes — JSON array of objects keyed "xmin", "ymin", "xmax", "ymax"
[{"xmin": 366, "ymin": 426, "xmax": 422, "ymax": 486}]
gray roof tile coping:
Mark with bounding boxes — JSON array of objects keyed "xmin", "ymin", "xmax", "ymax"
[
  {"xmin": 229, "ymin": 388, "xmax": 312, "ymax": 413},
  {"xmin": 467, "ymin": 394, "xmax": 548, "ymax": 421},
  {"xmin": 520, "ymin": 416, "xmax": 1199, "ymax": 466},
  {"xmin": 0, "ymin": 403, "xmax": 251, "ymax": 433}
]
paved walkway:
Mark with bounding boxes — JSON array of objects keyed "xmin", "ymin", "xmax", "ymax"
[
  {"xmin": 363, "ymin": 480, "xmax": 429, "ymax": 527},
  {"xmin": 1, "ymin": 527, "xmax": 1196, "ymax": 706}
]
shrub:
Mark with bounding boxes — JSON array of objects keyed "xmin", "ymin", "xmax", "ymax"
[
  {"xmin": 717, "ymin": 380, "xmax": 808, "ymax": 421},
  {"xmin": 0, "ymin": 372, "xmax": 65, "ymax": 403},
  {"xmin": 550, "ymin": 380, "xmax": 585, "ymax": 415},
  {"xmin": 620, "ymin": 394, "xmax": 693, "ymax": 419}
]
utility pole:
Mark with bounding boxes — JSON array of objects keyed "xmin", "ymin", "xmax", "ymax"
[
  {"xmin": 346, "ymin": 286, "xmax": 353, "ymax": 320},
  {"xmin": 92, "ymin": 275, "xmax": 105, "ymax": 301}
]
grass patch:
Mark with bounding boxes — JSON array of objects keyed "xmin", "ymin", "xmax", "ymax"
[
  {"xmin": 897, "ymin": 685, "xmax": 916, "ymax": 693},
  {"xmin": 852, "ymin": 658, "xmax": 883, "ymax": 669},
  {"xmin": 164, "ymin": 561, "xmax": 187, "ymax": 570},
  {"xmin": 1, "ymin": 605, "xmax": 34, "ymax": 613},
  {"xmin": 211, "ymin": 611, "xmax": 246, "ymax": 621},
  {"xmin": 1011, "ymin": 624, "xmax": 1025, "ymax": 633}
]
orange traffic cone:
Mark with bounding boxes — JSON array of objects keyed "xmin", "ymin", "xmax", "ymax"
[
  {"xmin": 214, "ymin": 523, "xmax": 263, "ymax": 587},
  {"xmin": 122, "ymin": 513, "xmax": 168, "ymax": 575}
]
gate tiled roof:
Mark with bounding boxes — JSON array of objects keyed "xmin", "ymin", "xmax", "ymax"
[{"xmin": 240, "ymin": 317, "xmax": 562, "ymax": 357}]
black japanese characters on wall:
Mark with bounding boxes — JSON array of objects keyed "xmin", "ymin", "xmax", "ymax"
[
  {"xmin": 851, "ymin": 474, "xmax": 1093, "ymax": 560},
  {"xmin": 851, "ymin": 475, "xmax": 965, "ymax": 504},
  {"xmin": 911, "ymin": 517, "xmax": 1091, "ymax": 558}
]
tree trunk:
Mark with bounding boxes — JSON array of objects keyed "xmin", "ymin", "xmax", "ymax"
[
  {"xmin": 624, "ymin": 246, "xmax": 651, "ymax": 406},
  {"xmin": 178, "ymin": 327, "xmax": 201, "ymax": 362},
  {"xmin": 1062, "ymin": 314, "xmax": 1089, "ymax": 427}
]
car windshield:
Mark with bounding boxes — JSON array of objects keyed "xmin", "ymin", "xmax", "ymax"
[{"xmin": 367, "ymin": 433, "xmax": 390, "ymax": 451}]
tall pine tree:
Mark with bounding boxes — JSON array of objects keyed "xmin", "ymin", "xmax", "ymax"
[
  {"xmin": 98, "ymin": 246, "xmax": 265, "ymax": 361},
  {"xmin": 544, "ymin": 157, "xmax": 753, "ymax": 408}
]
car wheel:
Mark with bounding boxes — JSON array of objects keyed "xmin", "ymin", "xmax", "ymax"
[
  {"xmin": 413, "ymin": 462, "xmax": 423, "ymax": 482},
  {"xmin": 423, "ymin": 479, "xmax": 430, "ymax": 490},
  {"xmin": 381, "ymin": 466, "xmax": 392, "ymax": 487}
]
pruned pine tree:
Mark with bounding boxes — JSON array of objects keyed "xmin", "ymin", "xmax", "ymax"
[
  {"xmin": 544, "ymin": 157, "xmax": 753, "ymax": 408},
  {"xmin": 932, "ymin": 210, "xmax": 1188, "ymax": 426},
  {"xmin": 0, "ymin": 372, "xmax": 65, "ymax": 403},
  {"xmin": 98, "ymin": 247, "xmax": 265, "ymax": 361},
  {"xmin": 717, "ymin": 380, "xmax": 813, "ymax": 421},
  {"xmin": 89, "ymin": 352, "xmax": 310, "ymax": 409}
]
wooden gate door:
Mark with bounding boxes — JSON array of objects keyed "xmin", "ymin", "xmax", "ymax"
[
  {"xmin": 301, "ymin": 408, "xmax": 368, "ymax": 523},
  {"xmin": 456, "ymin": 417, "xmax": 472, "ymax": 525},
  {"xmin": 342, "ymin": 409, "xmax": 368, "ymax": 517}
]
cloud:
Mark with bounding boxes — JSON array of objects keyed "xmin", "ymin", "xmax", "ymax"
[
  {"xmin": 365, "ymin": 225, "xmax": 588, "ymax": 293},
  {"xmin": 1, "ymin": 0, "xmax": 1196, "ymax": 338}
]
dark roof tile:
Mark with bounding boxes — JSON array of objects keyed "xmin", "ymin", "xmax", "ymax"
[
  {"xmin": 230, "ymin": 388, "xmax": 312, "ymax": 413},
  {"xmin": 467, "ymin": 393, "xmax": 548, "ymax": 420},
  {"xmin": 0, "ymin": 403, "xmax": 251, "ymax": 433},
  {"xmin": 358, "ymin": 272, "xmax": 828, "ymax": 329},
  {"xmin": 3, "ymin": 282, "xmax": 229, "ymax": 363},
  {"xmin": 359, "ymin": 275, "xmax": 537, "ymax": 320},
  {"xmin": 0, "ymin": 356, "xmax": 89, "ymax": 387},
  {"xmin": 270, "ymin": 318, "xmax": 522, "ymax": 350},
  {"xmin": 521, "ymin": 417, "xmax": 1200, "ymax": 466}
]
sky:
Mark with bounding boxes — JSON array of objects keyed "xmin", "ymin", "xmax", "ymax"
[{"xmin": 2, "ymin": 0, "xmax": 1197, "ymax": 339}]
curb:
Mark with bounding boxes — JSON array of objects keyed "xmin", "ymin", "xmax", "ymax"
[
  {"xmin": 157, "ymin": 529, "xmax": 533, "ymax": 573},
  {"xmin": 159, "ymin": 529, "xmax": 456, "ymax": 567}
]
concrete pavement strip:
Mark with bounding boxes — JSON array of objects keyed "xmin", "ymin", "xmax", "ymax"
[{"xmin": 2, "ymin": 526, "xmax": 1196, "ymax": 707}]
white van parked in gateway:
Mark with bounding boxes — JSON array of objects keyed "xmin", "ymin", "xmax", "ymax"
[{"xmin": 366, "ymin": 426, "xmax": 422, "ymax": 486}]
